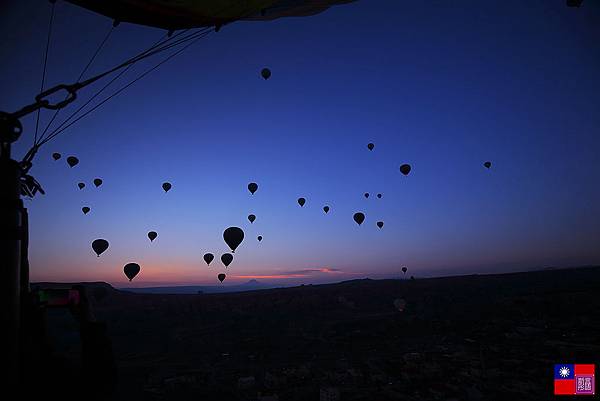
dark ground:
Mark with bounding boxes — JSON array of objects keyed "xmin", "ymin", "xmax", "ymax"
[{"xmin": 38, "ymin": 266, "xmax": 600, "ymax": 400}]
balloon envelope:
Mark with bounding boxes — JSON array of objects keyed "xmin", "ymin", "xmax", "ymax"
[
  {"xmin": 248, "ymin": 182, "xmax": 258, "ymax": 194},
  {"xmin": 203, "ymin": 253, "xmax": 214, "ymax": 266},
  {"xmin": 257, "ymin": 235, "xmax": 262, "ymax": 242},
  {"xmin": 364, "ymin": 192, "xmax": 369, "ymax": 198},
  {"xmin": 67, "ymin": 156, "xmax": 79, "ymax": 167},
  {"xmin": 162, "ymin": 182, "xmax": 172, "ymax": 192},
  {"xmin": 124, "ymin": 263, "xmax": 141, "ymax": 281},
  {"xmin": 367, "ymin": 143, "xmax": 374, "ymax": 151},
  {"xmin": 297, "ymin": 197, "xmax": 306, "ymax": 207},
  {"xmin": 82, "ymin": 206, "xmax": 90, "ymax": 215},
  {"xmin": 148, "ymin": 231, "xmax": 157, "ymax": 242},
  {"xmin": 93, "ymin": 178, "xmax": 103, "ymax": 187},
  {"xmin": 377, "ymin": 193, "xmax": 382, "ymax": 199},
  {"xmin": 377, "ymin": 221, "xmax": 383, "ymax": 229},
  {"xmin": 353, "ymin": 212, "xmax": 365, "ymax": 225},
  {"xmin": 223, "ymin": 226, "xmax": 244, "ymax": 252},
  {"xmin": 402, "ymin": 267, "xmax": 408, "ymax": 274},
  {"xmin": 261, "ymin": 68, "xmax": 271, "ymax": 80},
  {"xmin": 91, "ymin": 239, "xmax": 109, "ymax": 257},
  {"xmin": 400, "ymin": 164, "xmax": 411, "ymax": 176},
  {"xmin": 221, "ymin": 253, "xmax": 233, "ymax": 267},
  {"xmin": 248, "ymin": 214, "xmax": 256, "ymax": 223},
  {"xmin": 52, "ymin": 152, "xmax": 61, "ymax": 160},
  {"xmin": 323, "ymin": 206, "xmax": 330, "ymax": 213},
  {"xmin": 218, "ymin": 273, "xmax": 226, "ymax": 283},
  {"xmin": 78, "ymin": 182, "xmax": 85, "ymax": 190},
  {"xmin": 484, "ymin": 161, "xmax": 492, "ymax": 169}
]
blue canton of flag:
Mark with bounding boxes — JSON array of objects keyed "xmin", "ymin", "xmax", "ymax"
[{"xmin": 555, "ymin": 364, "xmax": 575, "ymax": 379}]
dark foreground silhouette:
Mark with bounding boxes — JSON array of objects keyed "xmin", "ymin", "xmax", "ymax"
[{"xmin": 33, "ymin": 266, "xmax": 599, "ymax": 401}]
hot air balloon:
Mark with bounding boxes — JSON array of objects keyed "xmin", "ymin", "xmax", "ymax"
[
  {"xmin": 124, "ymin": 262, "xmax": 141, "ymax": 281},
  {"xmin": 367, "ymin": 143, "xmax": 374, "ymax": 151},
  {"xmin": 261, "ymin": 68, "xmax": 271, "ymax": 80},
  {"xmin": 221, "ymin": 253, "xmax": 233, "ymax": 267},
  {"xmin": 248, "ymin": 214, "xmax": 256, "ymax": 224},
  {"xmin": 402, "ymin": 267, "xmax": 408, "ymax": 274},
  {"xmin": 400, "ymin": 164, "xmax": 411, "ymax": 176},
  {"xmin": 353, "ymin": 212, "xmax": 365, "ymax": 226},
  {"xmin": 377, "ymin": 193, "xmax": 382, "ymax": 199},
  {"xmin": 82, "ymin": 206, "xmax": 90, "ymax": 215},
  {"xmin": 67, "ymin": 156, "xmax": 79, "ymax": 167},
  {"xmin": 218, "ymin": 273, "xmax": 226, "ymax": 283},
  {"xmin": 297, "ymin": 197, "xmax": 306, "ymax": 207},
  {"xmin": 78, "ymin": 182, "xmax": 85, "ymax": 190},
  {"xmin": 52, "ymin": 152, "xmax": 61, "ymax": 161},
  {"xmin": 147, "ymin": 231, "xmax": 157, "ymax": 242},
  {"xmin": 323, "ymin": 206, "xmax": 330, "ymax": 214},
  {"xmin": 377, "ymin": 221, "xmax": 384, "ymax": 229},
  {"xmin": 484, "ymin": 161, "xmax": 491, "ymax": 169},
  {"xmin": 93, "ymin": 178, "xmax": 103, "ymax": 187},
  {"xmin": 248, "ymin": 182, "xmax": 258, "ymax": 194},
  {"xmin": 364, "ymin": 192, "xmax": 369, "ymax": 199},
  {"xmin": 567, "ymin": 0, "xmax": 583, "ymax": 7},
  {"xmin": 162, "ymin": 182, "xmax": 172, "ymax": 192},
  {"xmin": 223, "ymin": 226, "xmax": 244, "ymax": 252},
  {"xmin": 91, "ymin": 239, "xmax": 109, "ymax": 257},
  {"xmin": 257, "ymin": 235, "xmax": 262, "ymax": 242},
  {"xmin": 203, "ymin": 253, "xmax": 214, "ymax": 266}
]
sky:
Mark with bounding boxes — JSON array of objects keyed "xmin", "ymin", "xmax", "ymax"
[{"xmin": 1, "ymin": 0, "xmax": 599, "ymax": 287}]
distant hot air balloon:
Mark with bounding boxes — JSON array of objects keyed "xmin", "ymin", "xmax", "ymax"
[
  {"xmin": 353, "ymin": 212, "xmax": 365, "ymax": 226},
  {"xmin": 257, "ymin": 235, "xmax": 263, "ymax": 242},
  {"xmin": 364, "ymin": 192, "xmax": 369, "ymax": 199},
  {"xmin": 248, "ymin": 182, "xmax": 258, "ymax": 194},
  {"xmin": 377, "ymin": 221, "xmax": 384, "ymax": 229},
  {"xmin": 147, "ymin": 231, "xmax": 157, "ymax": 242},
  {"xmin": 261, "ymin": 68, "xmax": 271, "ymax": 80},
  {"xmin": 82, "ymin": 206, "xmax": 90, "ymax": 215},
  {"xmin": 91, "ymin": 239, "xmax": 109, "ymax": 257},
  {"xmin": 484, "ymin": 161, "xmax": 492, "ymax": 169},
  {"xmin": 367, "ymin": 143, "xmax": 374, "ymax": 151},
  {"xmin": 52, "ymin": 152, "xmax": 61, "ymax": 161},
  {"xmin": 218, "ymin": 273, "xmax": 226, "ymax": 283},
  {"xmin": 67, "ymin": 156, "xmax": 79, "ymax": 167},
  {"xmin": 93, "ymin": 178, "xmax": 103, "ymax": 187},
  {"xmin": 377, "ymin": 193, "xmax": 382, "ymax": 199},
  {"xmin": 323, "ymin": 206, "xmax": 330, "ymax": 214},
  {"xmin": 297, "ymin": 197, "xmax": 306, "ymax": 207},
  {"xmin": 221, "ymin": 253, "xmax": 233, "ymax": 267},
  {"xmin": 402, "ymin": 267, "xmax": 408, "ymax": 274},
  {"xmin": 223, "ymin": 227, "xmax": 244, "ymax": 252},
  {"xmin": 248, "ymin": 214, "xmax": 256, "ymax": 224},
  {"xmin": 410, "ymin": 275, "xmax": 415, "ymax": 280},
  {"xmin": 162, "ymin": 182, "xmax": 172, "ymax": 192},
  {"xmin": 78, "ymin": 182, "xmax": 85, "ymax": 190},
  {"xmin": 124, "ymin": 262, "xmax": 141, "ymax": 281},
  {"xmin": 399, "ymin": 164, "xmax": 411, "ymax": 176},
  {"xmin": 203, "ymin": 253, "xmax": 214, "ymax": 266}
]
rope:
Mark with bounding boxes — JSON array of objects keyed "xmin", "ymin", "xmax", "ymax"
[{"xmin": 33, "ymin": 1, "xmax": 55, "ymax": 146}]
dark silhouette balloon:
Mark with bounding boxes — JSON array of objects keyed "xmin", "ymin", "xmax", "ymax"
[
  {"xmin": 91, "ymin": 239, "xmax": 109, "ymax": 257},
  {"xmin": 261, "ymin": 68, "xmax": 271, "ymax": 80},
  {"xmin": 297, "ymin": 197, "xmax": 306, "ymax": 207},
  {"xmin": 124, "ymin": 262, "xmax": 140, "ymax": 281},
  {"xmin": 353, "ymin": 212, "xmax": 365, "ymax": 226},
  {"xmin": 364, "ymin": 192, "xmax": 369, "ymax": 199},
  {"xmin": 93, "ymin": 178, "xmax": 103, "ymax": 187},
  {"xmin": 147, "ymin": 231, "xmax": 157, "ymax": 242},
  {"xmin": 78, "ymin": 182, "xmax": 85, "ymax": 190},
  {"xmin": 162, "ymin": 182, "xmax": 172, "ymax": 192},
  {"xmin": 400, "ymin": 164, "xmax": 411, "ymax": 176},
  {"xmin": 52, "ymin": 152, "xmax": 61, "ymax": 160},
  {"xmin": 377, "ymin": 193, "xmax": 382, "ymax": 199},
  {"xmin": 377, "ymin": 221, "xmax": 384, "ymax": 229},
  {"xmin": 218, "ymin": 273, "xmax": 226, "ymax": 283},
  {"xmin": 402, "ymin": 267, "xmax": 408, "ymax": 274},
  {"xmin": 567, "ymin": 0, "xmax": 583, "ymax": 7},
  {"xmin": 203, "ymin": 253, "xmax": 214, "ymax": 266},
  {"xmin": 248, "ymin": 182, "xmax": 258, "ymax": 194},
  {"xmin": 221, "ymin": 253, "xmax": 233, "ymax": 267},
  {"xmin": 367, "ymin": 143, "xmax": 374, "ymax": 151},
  {"xmin": 248, "ymin": 214, "xmax": 256, "ymax": 224},
  {"xmin": 323, "ymin": 206, "xmax": 330, "ymax": 214},
  {"xmin": 67, "ymin": 156, "xmax": 79, "ymax": 167},
  {"xmin": 82, "ymin": 206, "xmax": 90, "ymax": 215},
  {"xmin": 257, "ymin": 235, "xmax": 262, "ymax": 242},
  {"xmin": 223, "ymin": 226, "xmax": 244, "ymax": 252},
  {"xmin": 484, "ymin": 161, "xmax": 492, "ymax": 169}
]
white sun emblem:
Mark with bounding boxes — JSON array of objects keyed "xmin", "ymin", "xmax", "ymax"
[{"xmin": 559, "ymin": 367, "xmax": 570, "ymax": 378}]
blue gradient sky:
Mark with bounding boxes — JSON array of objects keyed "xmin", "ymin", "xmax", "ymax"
[{"xmin": 2, "ymin": 0, "xmax": 599, "ymax": 286}]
